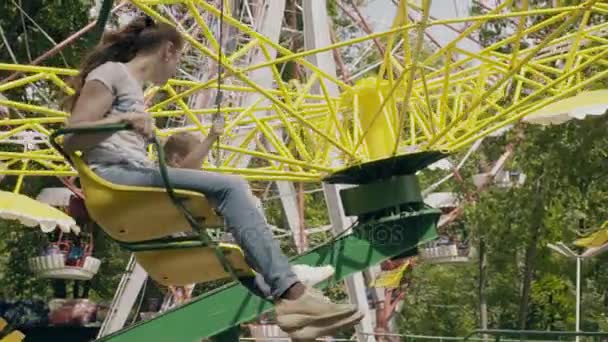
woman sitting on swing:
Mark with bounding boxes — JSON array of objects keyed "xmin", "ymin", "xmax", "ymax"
[{"xmin": 62, "ymin": 16, "xmax": 362, "ymax": 339}]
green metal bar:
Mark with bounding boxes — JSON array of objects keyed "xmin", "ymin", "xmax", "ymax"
[
  {"xmin": 340, "ymin": 174, "xmax": 423, "ymax": 217},
  {"xmin": 119, "ymin": 239, "xmax": 207, "ymax": 252},
  {"xmin": 94, "ymin": 0, "xmax": 113, "ymax": 42},
  {"xmin": 96, "ymin": 209, "xmax": 440, "ymax": 342},
  {"xmin": 210, "ymin": 327, "xmax": 240, "ymax": 342}
]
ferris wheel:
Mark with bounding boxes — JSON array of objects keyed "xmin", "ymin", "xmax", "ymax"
[{"xmin": 0, "ymin": 0, "xmax": 607, "ymax": 341}]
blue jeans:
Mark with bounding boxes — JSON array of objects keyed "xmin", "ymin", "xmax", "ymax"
[{"xmin": 94, "ymin": 164, "xmax": 298, "ymax": 298}]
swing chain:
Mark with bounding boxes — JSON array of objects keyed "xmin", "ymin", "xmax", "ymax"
[{"xmin": 213, "ymin": 0, "xmax": 226, "ymax": 168}]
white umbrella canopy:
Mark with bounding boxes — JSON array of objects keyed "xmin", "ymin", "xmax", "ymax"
[
  {"xmin": 523, "ymin": 89, "xmax": 608, "ymax": 125},
  {"xmin": 0, "ymin": 190, "xmax": 80, "ymax": 234},
  {"xmin": 424, "ymin": 192, "xmax": 458, "ymax": 209},
  {"xmin": 36, "ymin": 187, "xmax": 74, "ymax": 207}
]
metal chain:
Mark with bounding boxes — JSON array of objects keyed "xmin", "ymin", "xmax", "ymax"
[{"xmin": 214, "ymin": 0, "xmax": 226, "ymax": 168}]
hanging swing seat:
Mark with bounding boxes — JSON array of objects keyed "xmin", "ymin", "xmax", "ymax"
[
  {"xmin": 71, "ymin": 155, "xmax": 223, "ymax": 242},
  {"xmin": 418, "ymin": 243, "xmax": 472, "ymax": 264},
  {"xmin": 64, "ymin": 150, "xmax": 254, "ymax": 286},
  {"xmin": 134, "ymin": 242, "xmax": 252, "ymax": 286},
  {"xmin": 29, "ymin": 254, "xmax": 101, "ymax": 281}
]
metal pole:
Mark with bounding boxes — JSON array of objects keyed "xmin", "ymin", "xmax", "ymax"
[
  {"xmin": 576, "ymin": 256, "xmax": 581, "ymax": 342},
  {"xmin": 97, "ymin": 255, "xmax": 148, "ymax": 337},
  {"xmin": 302, "ymin": 1, "xmax": 376, "ymax": 340}
]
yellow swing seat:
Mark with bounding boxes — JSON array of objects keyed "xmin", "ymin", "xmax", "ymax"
[
  {"xmin": 70, "ymin": 153, "xmax": 253, "ymax": 286},
  {"xmin": 135, "ymin": 243, "xmax": 252, "ymax": 286}
]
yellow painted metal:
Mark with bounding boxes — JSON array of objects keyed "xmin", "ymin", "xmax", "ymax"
[
  {"xmin": 0, "ymin": 331, "xmax": 26, "ymax": 342},
  {"xmin": 369, "ymin": 260, "xmax": 412, "ymax": 288},
  {"xmin": 0, "ymin": 316, "xmax": 25, "ymax": 342},
  {"xmin": 135, "ymin": 242, "xmax": 254, "ymax": 286},
  {"xmin": 574, "ymin": 221, "xmax": 608, "ymax": 248},
  {"xmin": 0, "ymin": 63, "xmax": 77, "ymax": 75},
  {"xmin": 0, "ymin": 0, "xmax": 606, "ymax": 188},
  {"xmin": 342, "ymin": 78, "xmax": 397, "ymax": 160}
]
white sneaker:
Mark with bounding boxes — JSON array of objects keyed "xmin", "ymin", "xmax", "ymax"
[
  {"xmin": 275, "ymin": 287, "xmax": 358, "ymax": 333},
  {"xmin": 291, "ymin": 264, "xmax": 335, "ymax": 287}
]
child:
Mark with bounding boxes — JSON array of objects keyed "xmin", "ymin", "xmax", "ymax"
[
  {"xmin": 163, "ymin": 121, "xmax": 335, "ymax": 298},
  {"xmin": 64, "ymin": 16, "xmax": 362, "ymax": 338}
]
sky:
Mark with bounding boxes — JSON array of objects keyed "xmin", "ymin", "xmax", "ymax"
[{"xmin": 362, "ymin": 0, "xmax": 480, "ymax": 54}]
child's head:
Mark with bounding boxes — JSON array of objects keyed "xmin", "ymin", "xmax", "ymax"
[
  {"xmin": 164, "ymin": 132, "xmax": 200, "ymax": 167},
  {"xmin": 66, "ymin": 16, "xmax": 184, "ymax": 110}
]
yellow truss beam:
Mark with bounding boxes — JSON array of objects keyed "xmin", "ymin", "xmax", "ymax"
[{"xmin": 0, "ymin": 0, "xmax": 606, "ymax": 187}]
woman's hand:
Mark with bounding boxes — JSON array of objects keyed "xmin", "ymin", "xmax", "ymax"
[
  {"xmin": 122, "ymin": 112, "xmax": 155, "ymax": 139},
  {"xmin": 209, "ymin": 117, "xmax": 225, "ymax": 138}
]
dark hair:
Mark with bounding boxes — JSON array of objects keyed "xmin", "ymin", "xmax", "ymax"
[
  {"xmin": 64, "ymin": 16, "xmax": 184, "ymax": 110},
  {"xmin": 164, "ymin": 132, "xmax": 199, "ymax": 165}
]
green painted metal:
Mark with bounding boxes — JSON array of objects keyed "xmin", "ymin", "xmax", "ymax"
[
  {"xmin": 323, "ymin": 151, "xmax": 447, "ymax": 184},
  {"xmin": 96, "ymin": 208, "xmax": 440, "ymax": 342},
  {"xmin": 340, "ymin": 175, "xmax": 422, "ymax": 217},
  {"xmin": 119, "ymin": 237, "xmax": 208, "ymax": 252},
  {"xmin": 93, "ymin": 0, "xmax": 113, "ymax": 42},
  {"xmin": 210, "ymin": 327, "xmax": 240, "ymax": 342}
]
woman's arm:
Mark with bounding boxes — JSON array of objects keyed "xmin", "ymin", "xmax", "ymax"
[
  {"xmin": 63, "ymin": 81, "xmax": 153, "ymax": 153},
  {"xmin": 63, "ymin": 81, "xmax": 121, "ymax": 153}
]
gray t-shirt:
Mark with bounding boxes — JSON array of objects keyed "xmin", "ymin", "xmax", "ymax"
[{"xmin": 82, "ymin": 62, "xmax": 153, "ymax": 169}]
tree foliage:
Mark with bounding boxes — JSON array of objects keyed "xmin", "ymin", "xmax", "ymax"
[
  {"xmin": 399, "ymin": 115, "xmax": 608, "ymax": 334},
  {"xmin": 396, "ymin": 0, "xmax": 608, "ymax": 335},
  {"xmin": 0, "ymin": 0, "xmax": 95, "ymax": 68}
]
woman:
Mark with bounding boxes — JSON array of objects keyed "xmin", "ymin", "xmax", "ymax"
[{"xmin": 63, "ymin": 16, "xmax": 362, "ymax": 339}]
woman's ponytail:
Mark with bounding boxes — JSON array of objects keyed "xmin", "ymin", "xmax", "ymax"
[{"xmin": 64, "ymin": 15, "xmax": 183, "ymax": 111}]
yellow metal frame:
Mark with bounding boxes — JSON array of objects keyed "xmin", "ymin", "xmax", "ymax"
[
  {"xmin": 0, "ymin": 317, "xmax": 25, "ymax": 342},
  {"xmin": 0, "ymin": 0, "xmax": 607, "ymax": 187}
]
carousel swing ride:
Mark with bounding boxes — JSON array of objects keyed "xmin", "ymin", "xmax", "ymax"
[{"xmin": 0, "ymin": 0, "xmax": 607, "ymax": 340}]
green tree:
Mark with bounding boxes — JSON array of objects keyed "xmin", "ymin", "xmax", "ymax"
[
  {"xmin": 396, "ymin": 0, "xmax": 608, "ymax": 318},
  {"xmin": 0, "ymin": 0, "xmax": 96, "ymax": 68},
  {"xmin": 398, "ymin": 114, "xmax": 608, "ymax": 334}
]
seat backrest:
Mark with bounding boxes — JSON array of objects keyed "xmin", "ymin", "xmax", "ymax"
[{"xmin": 70, "ymin": 154, "xmax": 222, "ymax": 242}]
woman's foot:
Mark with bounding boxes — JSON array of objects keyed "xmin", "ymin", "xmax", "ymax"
[
  {"xmin": 289, "ymin": 310, "xmax": 364, "ymax": 341},
  {"xmin": 291, "ymin": 264, "xmax": 334, "ymax": 287},
  {"xmin": 275, "ymin": 286, "xmax": 359, "ymax": 334}
]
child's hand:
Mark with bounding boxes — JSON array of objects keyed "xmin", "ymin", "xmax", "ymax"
[
  {"xmin": 209, "ymin": 117, "xmax": 225, "ymax": 137},
  {"xmin": 122, "ymin": 112, "xmax": 155, "ymax": 139}
]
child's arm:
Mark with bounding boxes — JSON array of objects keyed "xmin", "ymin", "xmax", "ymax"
[
  {"xmin": 176, "ymin": 119, "xmax": 224, "ymax": 169},
  {"xmin": 0, "ymin": 93, "xmax": 9, "ymax": 117}
]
